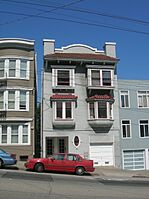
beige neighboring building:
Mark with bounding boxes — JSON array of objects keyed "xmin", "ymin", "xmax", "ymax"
[{"xmin": 0, "ymin": 38, "xmax": 37, "ymax": 160}]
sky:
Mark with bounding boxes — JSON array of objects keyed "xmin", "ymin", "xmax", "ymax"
[{"xmin": 0, "ymin": 0, "xmax": 149, "ymax": 102}]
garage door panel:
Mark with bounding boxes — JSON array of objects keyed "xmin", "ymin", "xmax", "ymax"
[
  {"xmin": 123, "ymin": 150, "xmax": 145, "ymax": 170},
  {"xmin": 90, "ymin": 144, "xmax": 114, "ymax": 166}
]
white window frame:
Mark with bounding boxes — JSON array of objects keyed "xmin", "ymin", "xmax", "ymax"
[
  {"xmin": 0, "ymin": 58, "xmax": 30, "ymax": 80},
  {"xmin": 0, "ymin": 90, "xmax": 29, "ymax": 111},
  {"xmin": 54, "ymin": 101, "xmax": 74, "ymax": 120},
  {"xmin": 0, "ymin": 122, "xmax": 30, "ymax": 145},
  {"xmin": 52, "ymin": 68, "xmax": 75, "ymax": 87},
  {"xmin": 121, "ymin": 120, "xmax": 132, "ymax": 139},
  {"xmin": 137, "ymin": 91, "xmax": 149, "ymax": 108},
  {"xmin": 139, "ymin": 119, "xmax": 149, "ymax": 138},
  {"xmin": 88, "ymin": 101, "xmax": 113, "ymax": 120},
  {"xmin": 120, "ymin": 90, "xmax": 130, "ymax": 108},
  {"xmin": 88, "ymin": 69, "xmax": 114, "ymax": 87}
]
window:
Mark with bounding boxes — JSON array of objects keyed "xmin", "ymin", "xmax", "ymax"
[
  {"xmin": 121, "ymin": 120, "xmax": 131, "ymax": 138},
  {"xmin": 8, "ymin": 91, "xmax": 15, "ymax": 109},
  {"xmin": 0, "ymin": 59, "xmax": 29, "ymax": 79},
  {"xmin": 52, "ymin": 69, "xmax": 74, "ymax": 87},
  {"xmin": 91, "ymin": 70, "xmax": 100, "ymax": 86},
  {"xmin": 20, "ymin": 60, "xmax": 27, "ymax": 78},
  {"xmin": 89, "ymin": 69, "xmax": 113, "ymax": 87},
  {"xmin": 98, "ymin": 101, "xmax": 107, "ymax": 118},
  {"xmin": 67, "ymin": 154, "xmax": 77, "ymax": 161},
  {"xmin": 57, "ymin": 70, "xmax": 69, "ymax": 86},
  {"xmin": 0, "ymin": 123, "xmax": 30, "ymax": 144},
  {"xmin": 53, "ymin": 153, "xmax": 65, "ymax": 160},
  {"xmin": 0, "ymin": 90, "xmax": 28, "ymax": 111},
  {"xmin": 20, "ymin": 91, "xmax": 26, "ymax": 110},
  {"xmin": 22, "ymin": 125, "xmax": 28, "ymax": 143},
  {"xmin": 55, "ymin": 101, "xmax": 73, "ymax": 120},
  {"xmin": 11, "ymin": 125, "xmax": 18, "ymax": 143},
  {"xmin": 59, "ymin": 139, "xmax": 65, "ymax": 153},
  {"xmin": 88, "ymin": 101, "xmax": 112, "ymax": 119},
  {"xmin": 0, "ymin": 91, "xmax": 4, "ymax": 109},
  {"xmin": 89, "ymin": 102, "xmax": 95, "ymax": 119},
  {"xmin": 1, "ymin": 125, "xmax": 7, "ymax": 143},
  {"xmin": 65, "ymin": 101, "xmax": 71, "ymax": 118},
  {"xmin": 120, "ymin": 91, "xmax": 129, "ymax": 108},
  {"xmin": 139, "ymin": 120, "xmax": 149, "ymax": 137},
  {"xmin": 138, "ymin": 91, "xmax": 149, "ymax": 108},
  {"xmin": 102, "ymin": 71, "xmax": 111, "ymax": 86},
  {"xmin": 8, "ymin": 60, "xmax": 16, "ymax": 77},
  {"xmin": 0, "ymin": 60, "xmax": 5, "ymax": 77},
  {"xmin": 56, "ymin": 101, "xmax": 63, "ymax": 118}
]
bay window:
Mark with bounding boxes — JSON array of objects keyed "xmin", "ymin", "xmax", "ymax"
[
  {"xmin": 0, "ymin": 123, "xmax": 30, "ymax": 145},
  {"xmin": 0, "ymin": 58, "xmax": 29, "ymax": 79},
  {"xmin": 88, "ymin": 101, "xmax": 113, "ymax": 120},
  {"xmin": 0, "ymin": 90, "xmax": 29, "ymax": 111},
  {"xmin": 55, "ymin": 101, "xmax": 73, "ymax": 120}
]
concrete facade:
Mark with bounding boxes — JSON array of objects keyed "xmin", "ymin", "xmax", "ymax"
[
  {"xmin": 42, "ymin": 39, "xmax": 121, "ymax": 167},
  {"xmin": 118, "ymin": 80, "xmax": 149, "ymax": 170}
]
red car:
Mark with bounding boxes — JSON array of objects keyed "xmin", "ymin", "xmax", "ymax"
[{"xmin": 25, "ymin": 153, "xmax": 95, "ymax": 175}]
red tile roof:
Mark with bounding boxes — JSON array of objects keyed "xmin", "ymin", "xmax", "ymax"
[
  {"xmin": 45, "ymin": 53, "xmax": 117, "ymax": 62},
  {"xmin": 88, "ymin": 94, "xmax": 113, "ymax": 100},
  {"xmin": 50, "ymin": 94, "xmax": 78, "ymax": 100}
]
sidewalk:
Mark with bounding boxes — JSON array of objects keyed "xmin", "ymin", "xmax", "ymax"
[{"xmin": 92, "ymin": 166, "xmax": 149, "ymax": 180}]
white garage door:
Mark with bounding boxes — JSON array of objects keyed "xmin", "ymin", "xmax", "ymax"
[
  {"xmin": 123, "ymin": 150, "xmax": 145, "ymax": 170},
  {"xmin": 90, "ymin": 143, "xmax": 114, "ymax": 166}
]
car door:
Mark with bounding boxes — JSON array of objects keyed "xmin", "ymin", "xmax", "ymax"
[
  {"xmin": 63, "ymin": 154, "xmax": 77, "ymax": 172},
  {"xmin": 47, "ymin": 154, "xmax": 65, "ymax": 171}
]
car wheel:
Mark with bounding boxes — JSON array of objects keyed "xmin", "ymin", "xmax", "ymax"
[
  {"xmin": 34, "ymin": 163, "xmax": 44, "ymax": 172},
  {"xmin": 0, "ymin": 159, "xmax": 3, "ymax": 168},
  {"xmin": 75, "ymin": 167, "xmax": 85, "ymax": 175}
]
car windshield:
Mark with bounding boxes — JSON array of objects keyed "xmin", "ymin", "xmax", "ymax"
[{"xmin": 0, "ymin": 148, "xmax": 6, "ymax": 153}]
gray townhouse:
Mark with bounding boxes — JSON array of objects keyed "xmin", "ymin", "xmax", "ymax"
[
  {"xmin": 118, "ymin": 80, "xmax": 149, "ymax": 170},
  {"xmin": 42, "ymin": 39, "xmax": 121, "ymax": 167},
  {"xmin": 0, "ymin": 38, "xmax": 37, "ymax": 160}
]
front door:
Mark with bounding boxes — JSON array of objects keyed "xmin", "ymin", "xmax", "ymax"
[
  {"xmin": 46, "ymin": 138, "xmax": 53, "ymax": 157},
  {"xmin": 59, "ymin": 138, "xmax": 66, "ymax": 153}
]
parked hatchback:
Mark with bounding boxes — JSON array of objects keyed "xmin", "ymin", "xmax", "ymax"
[
  {"xmin": 25, "ymin": 153, "xmax": 95, "ymax": 175},
  {"xmin": 0, "ymin": 148, "xmax": 17, "ymax": 168}
]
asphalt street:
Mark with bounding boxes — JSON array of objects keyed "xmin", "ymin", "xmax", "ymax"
[{"xmin": 0, "ymin": 169, "xmax": 149, "ymax": 199}]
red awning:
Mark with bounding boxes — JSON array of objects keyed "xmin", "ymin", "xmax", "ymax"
[{"xmin": 50, "ymin": 94, "xmax": 78, "ymax": 100}]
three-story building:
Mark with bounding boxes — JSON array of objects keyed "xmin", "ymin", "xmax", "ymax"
[
  {"xmin": 42, "ymin": 39, "xmax": 121, "ymax": 167},
  {"xmin": 0, "ymin": 38, "xmax": 37, "ymax": 160}
]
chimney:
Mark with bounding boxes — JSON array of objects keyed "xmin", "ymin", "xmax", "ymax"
[
  {"xmin": 104, "ymin": 42, "xmax": 116, "ymax": 58},
  {"xmin": 43, "ymin": 39, "xmax": 55, "ymax": 55}
]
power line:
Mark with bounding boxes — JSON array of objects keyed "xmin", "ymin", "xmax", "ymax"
[
  {"xmin": 1, "ymin": 9, "xmax": 149, "ymax": 36},
  {"xmin": 1, "ymin": 0, "xmax": 149, "ymax": 26}
]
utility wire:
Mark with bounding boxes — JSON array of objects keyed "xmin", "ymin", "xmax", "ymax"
[
  {"xmin": 0, "ymin": 0, "xmax": 149, "ymax": 26},
  {"xmin": 1, "ymin": 9, "xmax": 149, "ymax": 36}
]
